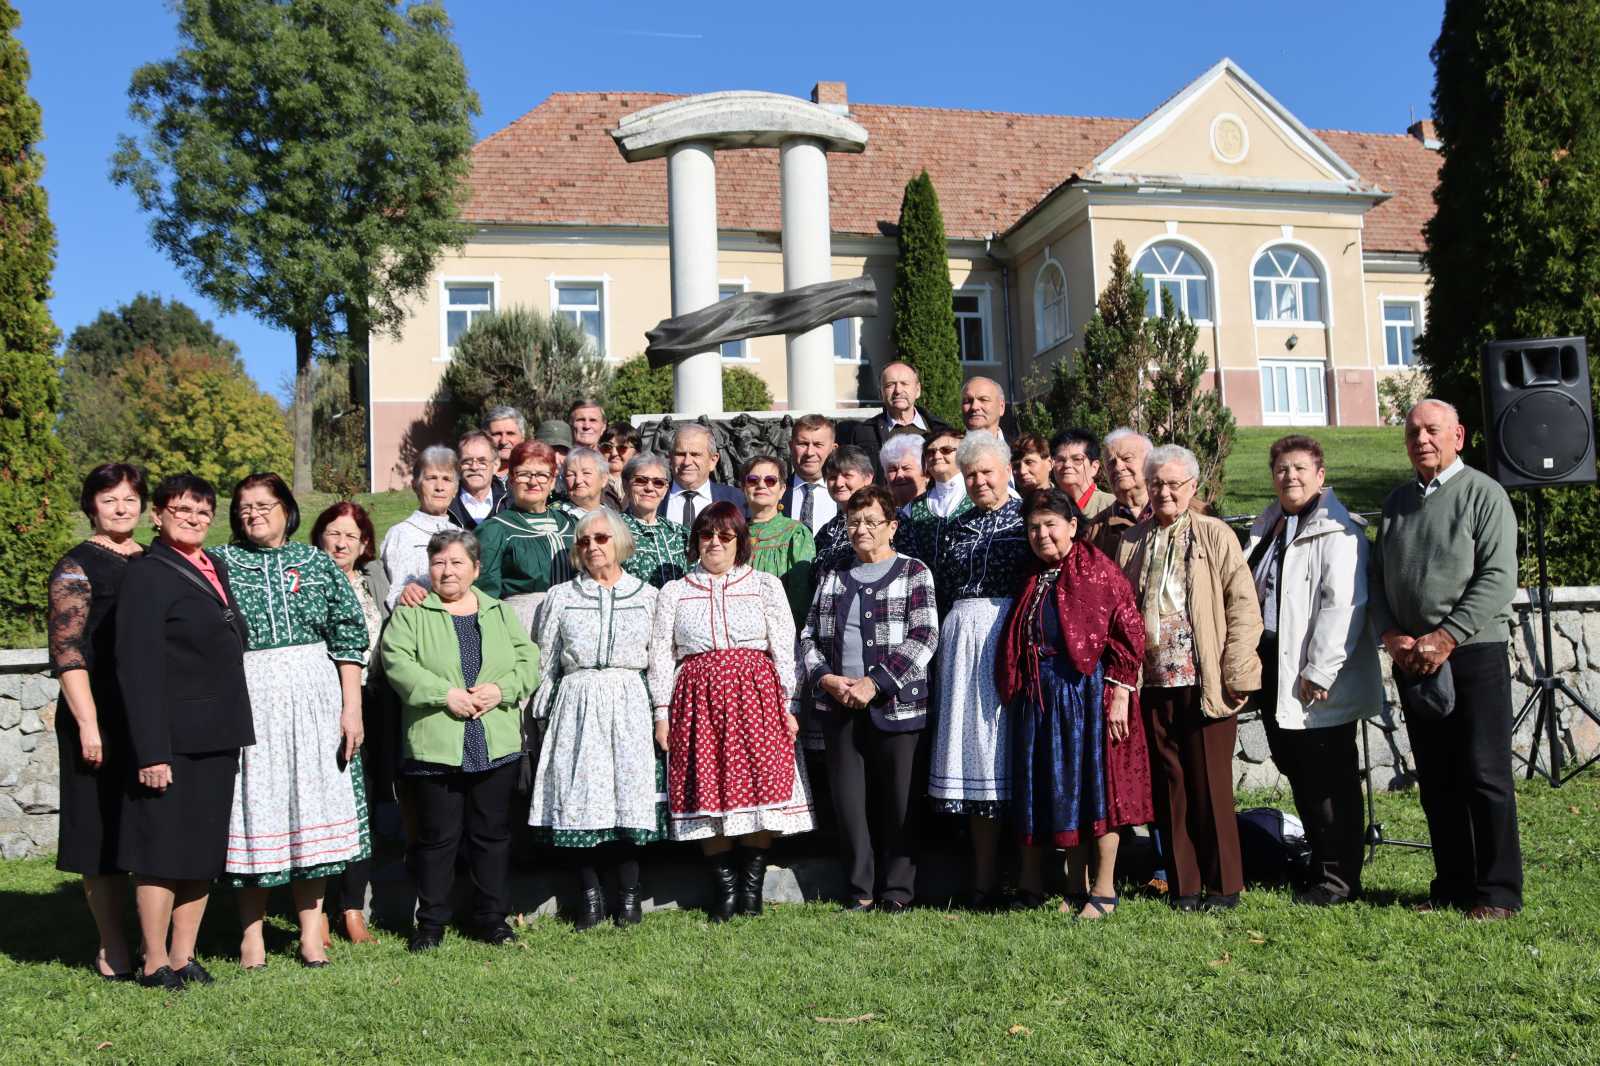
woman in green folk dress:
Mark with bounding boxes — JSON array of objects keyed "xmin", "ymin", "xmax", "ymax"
[
  {"xmin": 211, "ymin": 474, "xmax": 369, "ymax": 970},
  {"xmin": 619, "ymin": 452, "xmax": 689, "ymax": 589},
  {"xmin": 742, "ymin": 454, "xmax": 816, "ymax": 627},
  {"xmin": 474, "ymin": 440, "xmax": 578, "ymax": 634}
]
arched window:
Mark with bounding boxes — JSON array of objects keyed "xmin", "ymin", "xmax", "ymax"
[
  {"xmin": 1137, "ymin": 242, "xmax": 1211, "ymax": 321},
  {"xmin": 1034, "ymin": 261, "xmax": 1068, "ymax": 351},
  {"xmin": 1252, "ymin": 246, "xmax": 1323, "ymax": 323}
]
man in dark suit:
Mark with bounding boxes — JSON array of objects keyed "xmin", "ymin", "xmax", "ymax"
[
  {"xmin": 447, "ymin": 429, "xmax": 508, "ymax": 531},
  {"xmin": 837, "ymin": 361, "xmax": 950, "ymax": 477},
  {"xmin": 659, "ymin": 423, "xmax": 746, "ymax": 524},
  {"xmin": 780, "ymin": 413, "xmax": 837, "ymax": 535}
]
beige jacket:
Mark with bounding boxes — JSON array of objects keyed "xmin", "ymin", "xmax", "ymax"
[{"xmin": 1117, "ymin": 512, "xmax": 1264, "ymax": 718}]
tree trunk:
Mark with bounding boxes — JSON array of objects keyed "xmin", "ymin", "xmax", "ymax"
[{"xmin": 293, "ymin": 326, "xmax": 314, "ymax": 496}]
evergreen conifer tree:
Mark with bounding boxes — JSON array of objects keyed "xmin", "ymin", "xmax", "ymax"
[{"xmin": 890, "ymin": 171, "xmax": 962, "ymax": 426}]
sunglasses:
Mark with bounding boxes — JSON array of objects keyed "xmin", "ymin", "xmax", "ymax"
[
  {"xmin": 576, "ymin": 533, "xmax": 612, "ymax": 548},
  {"xmin": 697, "ymin": 530, "xmax": 737, "ymax": 544},
  {"xmin": 928, "ymin": 445, "xmax": 959, "ymax": 456},
  {"xmin": 630, "ymin": 475, "xmax": 670, "ymax": 490},
  {"xmin": 744, "ymin": 474, "xmax": 781, "ymax": 488}
]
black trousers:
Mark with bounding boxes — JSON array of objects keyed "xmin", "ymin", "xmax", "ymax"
[
  {"xmin": 823, "ymin": 713, "xmax": 927, "ymax": 905},
  {"xmin": 409, "ymin": 762, "xmax": 519, "ymax": 931},
  {"xmin": 1403, "ymin": 641, "xmax": 1523, "ymax": 910}
]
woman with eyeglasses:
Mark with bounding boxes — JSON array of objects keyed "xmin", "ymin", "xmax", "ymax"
[
  {"xmin": 741, "ymin": 454, "xmax": 816, "ymax": 626},
  {"xmin": 528, "ymin": 509, "xmax": 665, "ymax": 930},
  {"xmin": 598, "ymin": 422, "xmax": 640, "ymax": 511},
  {"xmin": 619, "ymin": 452, "xmax": 689, "ymax": 589},
  {"xmin": 1115, "ymin": 445, "xmax": 1262, "ymax": 913},
  {"xmin": 474, "ymin": 439, "xmax": 578, "ymax": 634},
  {"xmin": 894, "ymin": 427, "xmax": 970, "ymax": 570},
  {"xmin": 211, "ymin": 473, "xmax": 370, "ymax": 969},
  {"xmin": 648, "ymin": 501, "xmax": 814, "ymax": 921}
]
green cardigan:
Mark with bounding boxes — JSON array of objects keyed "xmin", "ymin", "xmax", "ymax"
[{"xmin": 379, "ymin": 589, "xmax": 541, "ymax": 767}]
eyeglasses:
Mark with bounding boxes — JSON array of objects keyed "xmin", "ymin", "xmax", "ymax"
[
  {"xmin": 697, "ymin": 530, "xmax": 736, "ymax": 544},
  {"xmin": 630, "ymin": 475, "xmax": 670, "ymax": 490},
  {"xmin": 459, "ymin": 458, "xmax": 491, "ymax": 468},
  {"xmin": 512, "ymin": 470, "xmax": 554, "ymax": 484},
  {"xmin": 1151, "ymin": 476, "xmax": 1196, "ymax": 494},
  {"xmin": 1054, "ymin": 453, "xmax": 1091, "ymax": 468},
  {"xmin": 744, "ymin": 474, "xmax": 781, "ymax": 488},
  {"xmin": 576, "ymin": 533, "xmax": 613, "ymax": 548},
  {"xmin": 846, "ymin": 517, "xmax": 891, "ymax": 531},
  {"xmin": 164, "ymin": 505, "xmax": 213, "ymax": 523},
  {"xmin": 236, "ymin": 501, "xmax": 280, "ymax": 517},
  {"xmin": 928, "ymin": 445, "xmax": 958, "ymax": 457}
]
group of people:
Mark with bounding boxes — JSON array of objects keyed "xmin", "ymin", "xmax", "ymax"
[{"xmin": 46, "ymin": 363, "xmax": 1526, "ymax": 990}]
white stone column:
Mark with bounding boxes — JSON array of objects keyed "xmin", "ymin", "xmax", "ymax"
[
  {"xmin": 780, "ymin": 137, "xmax": 834, "ymax": 413},
  {"xmin": 667, "ymin": 141, "xmax": 722, "ymax": 415}
]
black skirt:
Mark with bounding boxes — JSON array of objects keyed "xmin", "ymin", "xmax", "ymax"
[
  {"xmin": 54, "ymin": 700, "xmax": 129, "ymax": 876},
  {"xmin": 117, "ymin": 750, "xmax": 240, "ymax": 881}
]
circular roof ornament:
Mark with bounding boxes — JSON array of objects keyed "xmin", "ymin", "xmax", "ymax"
[{"xmin": 1210, "ymin": 113, "xmax": 1249, "ymax": 165}]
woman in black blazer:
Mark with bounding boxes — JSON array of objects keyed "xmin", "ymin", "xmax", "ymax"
[{"xmin": 115, "ymin": 474, "xmax": 256, "ymax": 990}]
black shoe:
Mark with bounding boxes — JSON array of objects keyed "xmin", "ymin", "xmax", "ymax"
[
  {"xmin": 615, "ymin": 886, "xmax": 643, "ymax": 927},
  {"xmin": 736, "ymin": 847, "xmax": 768, "ymax": 917},
  {"xmin": 841, "ymin": 899, "xmax": 875, "ymax": 913},
  {"xmin": 172, "ymin": 960, "xmax": 214, "ymax": 986},
  {"xmin": 1008, "ymin": 890, "xmax": 1048, "ymax": 911},
  {"xmin": 708, "ymin": 853, "xmax": 739, "ymax": 923},
  {"xmin": 298, "ymin": 956, "xmax": 330, "ymax": 969},
  {"xmin": 966, "ymin": 890, "xmax": 1004, "ymax": 912},
  {"xmin": 573, "ymin": 886, "xmax": 607, "ymax": 932},
  {"xmin": 477, "ymin": 922, "xmax": 516, "ymax": 945},
  {"xmin": 879, "ymin": 899, "xmax": 912, "ymax": 915},
  {"xmin": 1200, "ymin": 892, "xmax": 1240, "ymax": 912},
  {"xmin": 137, "ymin": 965, "xmax": 184, "ymax": 991},
  {"xmin": 1171, "ymin": 894, "xmax": 1203, "ymax": 912},
  {"xmin": 91, "ymin": 960, "xmax": 134, "ymax": 983},
  {"xmin": 408, "ymin": 927, "xmax": 444, "ymax": 953},
  {"xmin": 1293, "ymin": 886, "xmax": 1350, "ymax": 907}
]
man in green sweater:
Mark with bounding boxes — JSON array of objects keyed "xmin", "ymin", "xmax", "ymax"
[{"xmin": 1369, "ymin": 399, "xmax": 1522, "ymax": 919}]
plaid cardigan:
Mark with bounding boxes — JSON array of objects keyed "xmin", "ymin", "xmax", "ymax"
[{"xmin": 798, "ymin": 554, "xmax": 940, "ymax": 732}]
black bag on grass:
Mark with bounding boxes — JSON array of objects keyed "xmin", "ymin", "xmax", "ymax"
[{"xmin": 1237, "ymin": 807, "xmax": 1313, "ymax": 887}]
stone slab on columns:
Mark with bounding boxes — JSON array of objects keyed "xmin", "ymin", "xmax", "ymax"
[
  {"xmin": 781, "ymin": 137, "xmax": 835, "ymax": 413},
  {"xmin": 612, "ymin": 91, "xmax": 868, "ymax": 161},
  {"xmin": 667, "ymin": 142, "xmax": 722, "ymax": 415}
]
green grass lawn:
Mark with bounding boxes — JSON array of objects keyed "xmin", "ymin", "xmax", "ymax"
[
  {"xmin": 1220, "ymin": 427, "xmax": 1409, "ymax": 519},
  {"xmin": 2, "ymin": 773, "xmax": 1596, "ymax": 1064}
]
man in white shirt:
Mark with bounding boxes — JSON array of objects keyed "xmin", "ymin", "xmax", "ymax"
[
  {"xmin": 782, "ymin": 414, "xmax": 837, "ymax": 534},
  {"xmin": 568, "ymin": 398, "xmax": 606, "ymax": 449},
  {"xmin": 483, "ymin": 405, "xmax": 526, "ymax": 487},
  {"xmin": 837, "ymin": 361, "xmax": 952, "ymax": 478},
  {"xmin": 447, "ymin": 430, "xmax": 506, "ymax": 531},
  {"xmin": 960, "ymin": 376, "xmax": 1007, "ymax": 438},
  {"xmin": 660, "ymin": 423, "xmax": 745, "ymax": 524}
]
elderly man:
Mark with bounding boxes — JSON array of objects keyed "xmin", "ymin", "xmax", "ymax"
[
  {"xmin": 1370, "ymin": 399, "xmax": 1522, "ymax": 920},
  {"xmin": 660, "ymin": 423, "xmax": 745, "ymax": 524},
  {"xmin": 568, "ymin": 399, "xmax": 606, "ymax": 450},
  {"xmin": 838, "ymin": 361, "xmax": 951, "ymax": 473},
  {"xmin": 959, "ymin": 376, "xmax": 1007, "ymax": 438},
  {"xmin": 1087, "ymin": 427, "xmax": 1153, "ymax": 557},
  {"xmin": 781, "ymin": 414, "xmax": 838, "ymax": 534},
  {"xmin": 448, "ymin": 429, "xmax": 508, "ymax": 531},
  {"xmin": 1051, "ymin": 427, "xmax": 1115, "ymax": 519},
  {"xmin": 484, "ymin": 405, "xmax": 526, "ymax": 486}
]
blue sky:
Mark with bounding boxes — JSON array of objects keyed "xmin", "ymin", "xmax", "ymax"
[{"xmin": 17, "ymin": 0, "xmax": 1444, "ymax": 394}]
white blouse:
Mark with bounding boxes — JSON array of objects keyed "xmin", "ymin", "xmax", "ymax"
[
  {"xmin": 529, "ymin": 573, "xmax": 659, "ymax": 716},
  {"xmin": 379, "ymin": 510, "xmax": 456, "ymax": 609},
  {"xmin": 648, "ymin": 564, "xmax": 797, "ymax": 715}
]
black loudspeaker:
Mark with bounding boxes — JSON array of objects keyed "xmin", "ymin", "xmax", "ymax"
[{"xmin": 1480, "ymin": 336, "xmax": 1597, "ymax": 489}]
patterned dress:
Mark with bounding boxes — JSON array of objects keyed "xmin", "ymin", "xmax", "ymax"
[
  {"xmin": 474, "ymin": 506, "xmax": 577, "ymax": 633},
  {"xmin": 621, "ymin": 513, "xmax": 689, "ymax": 589},
  {"xmin": 528, "ymin": 574, "xmax": 667, "ymax": 846},
  {"xmin": 747, "ymin": 513, "xmax": 817, "ymax": 627},
  {"xmin": 378, "ymin": 509, "xmax": 456, "ymax": 610},
  {"xmin": 210, "ymin": 541, "xmax": 370, "ymax": 887},
  {"xmin": 895, "ymin": 489, "xmax": 973, "ymax": 572},
  {"xmin": 811, "ymin": 513, "xmax": 854, "ymax": 582},
  {"xmin": 648, "ymin": 565, "xmax": 814, "ymax": 841},
  {"xmin": 928, "ymin": 499, "xmax": 1029, "ymax": 817}
]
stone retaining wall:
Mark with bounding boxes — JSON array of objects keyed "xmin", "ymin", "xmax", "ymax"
[{"xmin": 0, "ymin": 650, "xmax": 59, "ymax": 860}]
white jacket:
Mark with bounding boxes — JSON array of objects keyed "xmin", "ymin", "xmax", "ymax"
[{"xmin": 1244, "ymin": 488, "xmax": 1382, "ymax": 730}]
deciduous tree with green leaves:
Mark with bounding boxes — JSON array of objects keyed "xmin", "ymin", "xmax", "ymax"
[
  {"xmin": 0, "ymin": 0, "xmax": 72, "ymax": 643},
  {"xmin": 1424, "ymin": 0, "xmax": 1600, "ymax": 584},
  {"xmin": 890, "ymin": 170, "xmax": 962, "ymax": 426},
  {"xmin": 112, "ymin": 0, "xmax": 480, "ymax": 495}
]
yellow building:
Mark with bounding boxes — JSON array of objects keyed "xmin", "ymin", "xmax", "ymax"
[{"xmin": 368, "ymin": 59, "xmax": 1438, "ymax": 489}]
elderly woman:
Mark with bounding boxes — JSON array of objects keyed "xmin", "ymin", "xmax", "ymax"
[
  {"xmin": 599, "ymin": 421, "xmax": 640, "ymax": 511},
  {"xmin": 475, "ymin": 439, "xmax": 578, "ymax": 633},
  {"xmin": 811, "ymin": 445, "xmax": 877, "ymax": 579},
  {"xmin": 382, "ymin": 445, "xmax": 461, "ymax": 610},
  {"xmin": 881, "ymin": 432, "xmax": 928, "ymax": 510},
  {"xmin": 48, "ymin": 463, "xmax": 147, "ymax": 980},
  {"xmin": 528, "ymin": 510, "xmax": 664, "ymax": 930},
  {"xmin": 1010, "ymin": 433, "xmax": 1053, "ymax": 494},
  {"xmin": 116, "ymin": 474, "xmax": 255, "ymax": 989},
  {"xmin": 211, "ymin": 473, "xmax": 369, "ymax": 968},
  {"xmin": 742, "ymin": 454, "xmax": 816, "ymax": 626},
  {"xmin": 799, "ymin": 486, "xmax": 938, "ymax": 912},
  {"xmin": 998, "ymin": 490, "xmax": 1150, "ymax": 918},
  {"xmin": 1117, "ymin": 444, "xmax": 1263, "ymax": 912},
  {"xmin": 1246, "ymin": 435, "xmax": 1381, "ymax": 906},
  {"xmin": 929, "ymin": 430, "xmax": 1030, "ymax": 907},
  {"xmin": 381, "ymin": 531, "xmax": 541, "ymax": 951},
  {"xmin": 649, "ymin": 502, "xmax": 814, "ymax": 921},
  {"xmin": 312, "ymin": 501, "xmax": 391, "ymax": 944},
  {"xmin": 894, "ymin": 427, "xmax": 970, "ymax": 568},
  {"xmin": 619, "ymin": 452, "xmax": 689, "ymax": 589},
  {"xmin": 560, "ymin": 446, "xmax": 609, "ymax": 518}
]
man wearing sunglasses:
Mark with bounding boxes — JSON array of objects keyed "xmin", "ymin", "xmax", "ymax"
[{"xmin": 660, "ymin": 424, "xmax": 746, "ymax": 524}]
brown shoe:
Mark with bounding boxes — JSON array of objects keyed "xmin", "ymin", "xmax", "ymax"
[
  {"xmin": 1411, "ymin": 900, "xmax": 1450, "ymax": 913},
  {"xmin": 1468, "ymin": 904, "xmax": 1517, "ymax": 921},
  {"xmin": 1143, "ymin": 877, "xmax": 1169, "ymax": 898},
  {"xmin": 341, "ymin": 910, "xmax": 377, "ymax": 944}
]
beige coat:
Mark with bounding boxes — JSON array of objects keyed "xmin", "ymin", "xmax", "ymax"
[{"xmin": 1117, "ymin": 512, "xmax": 1264, "ymax": 718}]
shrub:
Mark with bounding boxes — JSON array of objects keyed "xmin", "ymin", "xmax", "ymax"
[
  {"xmin": 1376, "ymin": 368, "xmax": 1430, "ymax": 427},
  {"xmin": 441, "ymin": 307, "xmax": 612, "ymax": 433},
  {"xmin": 606, "ymin": 354, "xmax": 774, "ymax": 423}
]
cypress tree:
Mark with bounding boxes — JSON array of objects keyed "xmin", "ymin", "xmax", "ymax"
[
  {"xmin": 1423, "ymin": 0, "xmax": 1600, "ymax": 583},
  {"xmin": 890, "ymin": 171, "xmax": 962, "ymax": 426},
  {"xmin": 0, "ymin": 0, "xmax": 72, "ymax": 642}
]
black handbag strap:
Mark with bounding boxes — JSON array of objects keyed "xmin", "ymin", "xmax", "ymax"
[{"xmin": 148, "ymin": 549, "xmax": 239, "ymax": 631}]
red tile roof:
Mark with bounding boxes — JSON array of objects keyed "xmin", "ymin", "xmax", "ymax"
[{"xmin": 464, "ymin": 92, "xmax": 1437, "ymax": 254}]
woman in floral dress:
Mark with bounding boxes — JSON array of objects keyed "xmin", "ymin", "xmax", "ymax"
[
  {"xmin": 475, "ymin": 439, "xmax": 577, "ymax": 633},
  {"xmin": 618, "ymin": 452, "xmax": 689, "ymax": 589}
]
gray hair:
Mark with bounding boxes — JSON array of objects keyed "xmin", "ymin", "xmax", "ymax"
[
  {"xmin": 1104, "ymin": 426, "xmax": 1153, "ymax": 455},
  {"xmin": 1145, "ymin": 444, "xmax": 1200, "ymax": 486},
  {"xmin": 456, "ymin": 428, "xmax": 496, "ymax": 455},
  {"xmin": 565, "ymin": 446, "xmax": 607, "ymax": 475},
  {"xmin": 955, "ymin": 429, "xmax": 1010, "ymax": 472},
  {"xmin": 568, "ymin": 507, "xmax": 635, "ymax": 570},
  {"xmin": 414, "ymin": 445, "xmax": 459, "ymax": 491},
  {"xmin": 671, "ymin": 423, "xmax": 716, "ymax": 453},
  {"xmin": 426, "ymin": 528, "xmax": 479, "ymax": 566},
  {"xmin": 1407, "ymin": 397, "xmax": 1461, "ymax": 423},
  {"xmin": 879, "ymin": 433, "xmax": 924, "ymax": 470},
  {"xmin": 622, "ymin": 451, "xmax": 671, "ymax": 484},
  {"xmin": 483, "ymin": 405, "xmax": 526, "ymax": 435},
  {"xmin": 823, "ymin": 444, "xmax": 875, "ymax": 480}
]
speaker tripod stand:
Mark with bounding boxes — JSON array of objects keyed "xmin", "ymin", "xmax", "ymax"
[
  {"xmin": 1359, "ymin": 714, "xmax": 1430, "ymax": 862},
  {"xmin": 1511, "ymin": 491, "xmax": 1600, "ymax": 786}
]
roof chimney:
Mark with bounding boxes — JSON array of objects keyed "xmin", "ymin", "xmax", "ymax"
[
  {"xmin": 1408, "ymin": 119, "xmax": 1441, "ymax": 151},
  {"xmin": 811, "ymin": 81, "xmax": 848, "ymax": 115}
]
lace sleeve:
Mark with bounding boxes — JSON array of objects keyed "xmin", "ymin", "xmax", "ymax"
[{"xmin": 47, "ymin": 558, "xmax": 92, "ymax": 675}]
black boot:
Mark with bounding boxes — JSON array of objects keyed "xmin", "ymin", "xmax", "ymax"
[
  {"xmin": 707, "ymin": 853, "xmax": 739, "ymax": 923},
  {"xmin": 573, "ymin": 886, "xmax": 607, "ymax": 932},
  {"xmin": 615, "ymin": 886, "xmax": 643, "ymax": 927},
  {"xmin": 736, "ymin": 847, "xmax": 768, "ymax": 917}
]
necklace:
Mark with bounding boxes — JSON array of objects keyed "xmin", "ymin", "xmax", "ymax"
[{"xmin": 90, "ymin": 533, "xmax": 141, "ymax": 557}]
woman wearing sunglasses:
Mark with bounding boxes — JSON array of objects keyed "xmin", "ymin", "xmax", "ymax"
[
  {"xmin": 741, "ymin": 454, "xmax": 816, "ymax": 626},
  {"xmin": 618, "ymin": 452, "xmax": 689, "ymax": 589},
  {"xmin": 648, "ymin": 502, "xmax": 814, "ymax": 921},
  {"xmin": 527, "ymin": 509, "xmax": 665, "ymax": 930}
]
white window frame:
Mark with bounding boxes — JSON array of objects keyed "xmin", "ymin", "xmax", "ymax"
[
  {"xmin": 953, "ymin": 284, "xmax": 997, "ymax": 366},
  {"xmin": 1380, "ymin": 296, "xmax": 1424, "ymax": 368},
  {"xmin": 718, "ymin": 279, "xmax": 757, "ymax": 362},
  {"xmin": 1032, "ymin": 256, "xmax": 1070, "ymax": 354},
  {"xmin": 832, "ymin": 315, "xmax": 863, "ymax": 363},
  {"xmin": 1251, "ymin": 242, "xmax": 1329, "ymax": 327},
  {"xmin": 437, "ymin": 276, "xmax": 501, "ymax": 362},
  {"xmin": 1135, "ymin": 240, "xmax": 1214, "ymax": 324},
  {"xmin": 547, "ymin": 274, "xmax": 612, "ymax": 359},
  {"xmin": 1258, "ymin": 357, "xmax": 1329, "ymax": 427}
]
